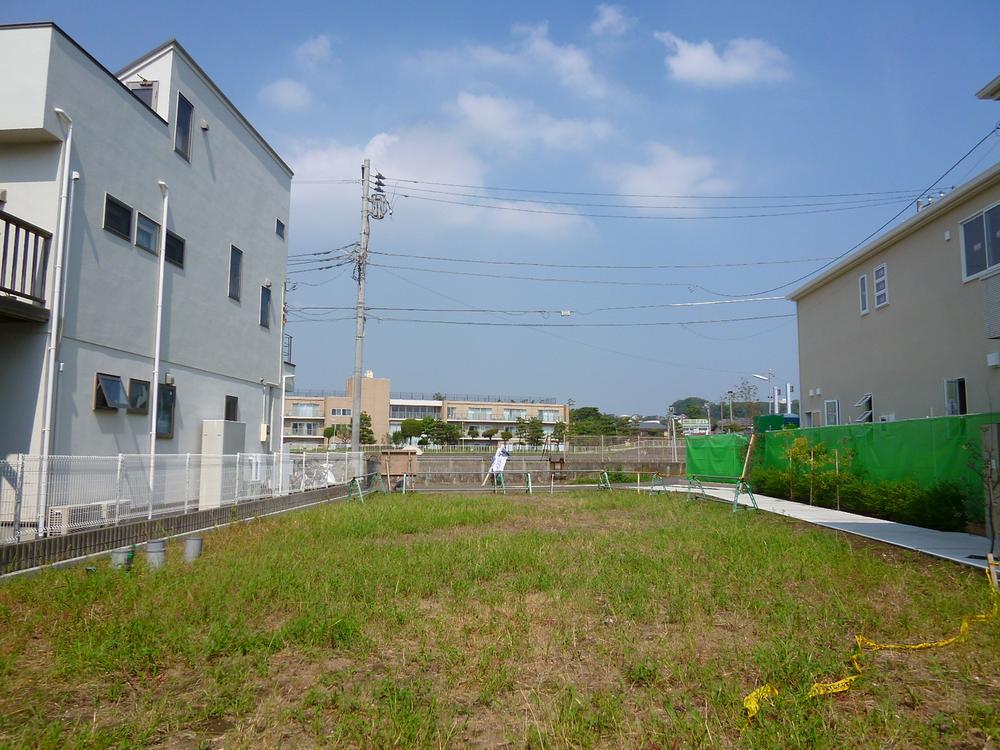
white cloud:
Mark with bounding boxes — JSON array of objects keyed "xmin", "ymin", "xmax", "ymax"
[
  {"xmin": 450, "ymin": 93, "xmax": 613, "ymax": 150},
  {"xmin": 654, "ymin": 31, "xmax": 791, "ymax": 85},
  {"xmin": 290, "ymin": 127, "xmax": 588, "ymax": 241},
  {"xmin": 294, "ymin": 34, "xmax": 332, "ymax": 69},
  {"xmin": 414, "ymin": 23, "xmax": 609, "ymax": 99},
  {"xmin": 590, "ymin": 4, "xmax": 633, "ymax": 37},
  {"xmin": 600, "ymin": 142, "xmax": 735, "ymax": 206},
  {"xmin": 258, "ymin": 78, "xmax": 312, "ymax": 110}
]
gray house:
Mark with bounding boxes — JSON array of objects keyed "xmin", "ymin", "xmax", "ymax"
[{"xmin": 0, "ymin": 23, "xmax": 293, "ymax": 458}]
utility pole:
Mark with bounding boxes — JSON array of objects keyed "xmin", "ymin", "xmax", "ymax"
[
  {"xmin": 350, "ymin": 160, "xmax": 371, "ymax": 454},
  {"xmin": 350, "ymin": 160, "xmax": 389, "ymax": 454}
]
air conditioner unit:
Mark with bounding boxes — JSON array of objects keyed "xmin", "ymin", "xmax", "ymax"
[
  {"xmin": 259, "ymin": 423, "xmax": 269, "ymax": 442},
  {"xmin": 988, "ymin": 352, "xmax": 1000, "ymax": 368}
]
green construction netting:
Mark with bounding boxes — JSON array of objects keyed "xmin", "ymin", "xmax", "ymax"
[
  {"xmin": 756, "ymin": 413, "xmax": 1000, "ymax": 515},
  {"xmin": 686, "ymin": 433, "xmax": 748, "ymax": 482}
]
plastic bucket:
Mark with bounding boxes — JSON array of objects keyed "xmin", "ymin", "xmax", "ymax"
[
  {"xmin": 146, "ymin": 539, "xmax": 167, "ymax": 570},
  {"xmin": 110, "ymin": 548, "xmax": 132, "ymax": 570},
  {"xmin": 183, "ymin": 536, "xmax": 203, "ymax": 563}
]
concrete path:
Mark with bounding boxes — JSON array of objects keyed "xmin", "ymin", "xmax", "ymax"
[{"xmin": 661, "ymin": 483, "xmax": 992, "ymax": 570}]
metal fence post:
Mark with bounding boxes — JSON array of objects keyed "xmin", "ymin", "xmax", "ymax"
[
  {"xmin": 12, "ymin": 454, "xmax": 24, "ymax": 543},
  {"xmin": 115, "ymin": 453, "xmax": 124, "ymax": 524},
  {"xmin": 235, "ymin": 452, "xmax": 241, "ymax": 504},
  {"xmin": 147, "ymin": 453, "xmax": 154, "ymax": 521},
  {"xmin": 184, "ymin": 453, "xmax": 191, "ymax": 513}
]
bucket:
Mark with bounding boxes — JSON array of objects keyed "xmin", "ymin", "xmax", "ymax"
[
  {"xmin": 146, "ymin": 539, "xmax": 166, "ymax": 570},
  {"xmin": 183, "ymin": 536, "xmax": 203, "ymax": 563},
  {"xmin": 110, "ymin": 548, "xmax": 132, "ymax": 570}
]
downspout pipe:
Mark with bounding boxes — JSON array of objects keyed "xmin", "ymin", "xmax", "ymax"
[
  {"xmin": 148, "ymin": 181, "xmax": 169, "ymax": 516},
  {"xmin": 38, "ymin": 107, "xmax": 74, "ymax": 537}
]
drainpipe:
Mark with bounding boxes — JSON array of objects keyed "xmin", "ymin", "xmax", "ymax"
[
  {"xmin": 148, "ymin": 181, "xmax": 169, "ymax": 513},
  {"xmin": 38, "ymin": 107, "xmax": 74, "ymax": 537}
]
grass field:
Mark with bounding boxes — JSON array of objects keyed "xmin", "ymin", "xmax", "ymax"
[{"xmin": 1, "ymin": 491, "xmax": 998, "ymax": 749}]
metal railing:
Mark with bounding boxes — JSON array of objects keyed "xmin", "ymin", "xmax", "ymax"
[
  {"xmin": 0, "ymin": 451, "xmax": 365, "ymax": 544},
  {"xmin": 282, "ymin": 333, "xmax": 293, "ymax": 365},
  {"xmin": 1, "ymin": 210, "xmax": 52, "ymax": 306},
  {"xmin": 391, "ymin": 391, "xmax": 560, "ymax": 404}
]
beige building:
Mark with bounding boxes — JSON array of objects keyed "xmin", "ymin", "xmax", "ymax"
[
  {"xmin": 791, "ymin": 151, "xmax": 1000, "ymax": 425},
  {"xmin": 282, "ymin": 372, "xmax": 568, "ymax": 449}
]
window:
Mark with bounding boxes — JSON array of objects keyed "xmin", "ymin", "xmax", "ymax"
[
  {"xmin": 276, "ymin": 218, "xmax": 285, "ymax": 239},
  {"xmin": 103, "ymin": 194, "xmax": 132, "ymax": 240},
  {"xmin": 94, "ymin": 373, "xmax": 128, "ymax": 410},
  {"xmin": 823, "ymin": 399, "xmax": 840, "ymax": 426},
  {"xmin": 331, "ymin": 408, "xmax": 352, "ymax": 416},
  {"xmin": 854, "ymin": 393, "xmax": 873, "ymax": 423},
  {"xmin": 127, "ymin": 80, "xmax": 157, "ymax": 109},
  {"xmin": 447, "ymin": 407, "xmax": 457, "ymax": 419},
  {"xmin": 858, "ymin": 274, "xmax": 869, "ymax": 315},
  {"xmin": 174, "ymin": 92, "xmax": 194, "ymax": 160},
  {"xmin": 228, "ymin": 246, "xmax": 242, "ymax": 300},
  {"xmin": 873, "ymin": 263, "xmax": 888, "ymax": 308},
  {"xmin": 539, "ymin": 409, "xmax": 560, "ymax": 422},
  {"xmin": 156, "ymin": 383, "xmax": 176, "ymax": 438},
  {"xmin": 503, "ymin": 408, "xmax": 527, "ymax": 421},
  {"xmin": 468, "ymin": 407, "xmax": 493, "ymax": 420},
  {"xmin": 961, "ymin": 203, "xmax": 1000, "ymax": 279},
  {"xmin": 225, "ymin": 395, "xmax": 239, "ymax": 422},
  {"xmin": 127, "ymin": 379, "xmax": 150, "ymax": 414},
  {"xmin": 260, "ymin": 286, "xmax": 272, "ymax": 328},
  {"xmin": 165, "ymin": 231, "xmax": 185, "ymax": 268},
  {"xmin": 135, "ymin": 213, "xmax": 159, "ymax": 253},
  {"xmin": 290, "ymin": 422, "xmax": 318, "ymax": 436},
  {"xmin": 945, "ymin": 378, "xmax": 968, "ymax": 416}
]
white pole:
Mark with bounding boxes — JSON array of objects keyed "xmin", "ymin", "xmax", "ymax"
[
  {"xmin": 38, "ymin": 109, "xmax": 74, "ymax": 537},
  {"xmin": 351, "ymin": 159, "xmax": 371, "ymax": 453},
  {"xmin": 148, "ymin": 181, "xmax": 169, "ymax": 510},
  {"xmin": 786, "ymin": 383, "xmax": 794, "ymax": 416}
]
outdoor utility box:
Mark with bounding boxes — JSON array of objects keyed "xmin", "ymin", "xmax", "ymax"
[
  {"xmin": 199, "ymin": 419, "xmax": 246, "ymax": 510},
  {"xmin": 754, "ymin": 414, "xmax": 800, "ymax": 433}
]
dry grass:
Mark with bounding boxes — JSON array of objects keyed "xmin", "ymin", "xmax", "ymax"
[{"xmin": 0, "ymin": 490, "xmax": 997, "ymax": 749}]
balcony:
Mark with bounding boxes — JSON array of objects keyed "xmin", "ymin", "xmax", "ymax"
[
  {"xmin": 0, "ymin": 211, "xmax": 52, "ymax": 323},
  {"xmin": 282, "ymin": 333, "xmax": 294, "ymax": 365}
]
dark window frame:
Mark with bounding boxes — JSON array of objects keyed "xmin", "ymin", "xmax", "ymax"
[
  {"xmin": 229, "ymin": 246, "xmax": 242, "ymax": 301},
  {"xmin": 225, "ymin": 395, "xmax": 239, "ymax": 422},
  {"xmin": 275, "ymin": 218, "xmax": 286, "ymax": 239},
  {"xmin": 127, "ymin": 378, "xmax": 150, "ymax": 414},
  {"xmin": 103, "ymin": 194, "xmax": 133, "ymax": 241},
  {"xmin": 126, "ymin": 80, "xmax": 158, "ymax": 110},
  {"xmin": 259, "ymin": 285, "xmax": 272, "ymax": 328},
  {"xmin": 165, "ymin": 230, "xmax": 185, "ymax": 268},
  {"xmin": 94, "ymin": 372, "xmax": 128, "ymax": 411},
  {"xmin": 174, "ymin": 92, "xmax": 194, "ymax": 161},
  {"xmin": 156, "ymin": 383, "xmax": 177, "ymax": 439}
]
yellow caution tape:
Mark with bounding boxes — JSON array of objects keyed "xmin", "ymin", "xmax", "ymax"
[
  {"xmin": 743, "ymin": 683, "xmax": 778, "ymax": 720},
  {"xmin": 745, "ymin": 558, "xmax": 1000, "ymax": 717}
]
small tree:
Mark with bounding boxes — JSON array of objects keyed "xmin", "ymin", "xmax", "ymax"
[
  {"xmin": 500, "ymin": 430, "xmax": 513, "ymax": 442},
  {"xmin": 552, "ymin": 421, "xmax": 567, "ymax": 445},
  {"xmin": 525, "ymin": 417, "xmax": 545, "ymax": 447},
  {"xmin": 515, "ymin": 417, "xmax": 530, "ymax": 442},
  {"xmin": 399, "ymin": 419, "xmax": 424, "ymax": 444},
  {"xmin": 483, "ymin": 428, "xmax": 499, "ymax": 440},
  {"xmin": 359, "ymin": 412, "xmax": 375, "ymax": 445},
  {"xmin": 467, "ymin": 426, "xmax": 480, "ymax": 438},
  {"xmin": 391, "ymin": 431, "xmax": 406, "ymax": 446},
  {"xmin": 323, "ymin": 425, "xmax": 336, "ymax": 446}
]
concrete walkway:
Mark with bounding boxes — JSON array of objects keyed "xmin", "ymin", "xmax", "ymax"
[{"xmin": 663, "ymin": 483, "xmax": 992, "ymax": 570}]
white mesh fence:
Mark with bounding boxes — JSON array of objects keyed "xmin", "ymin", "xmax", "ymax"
[{"xmin": 0, "ymin": 451, "xmax": 365, "ymax": 543}]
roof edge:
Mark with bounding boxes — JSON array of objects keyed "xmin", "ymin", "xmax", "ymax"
[
  {"xmin": 789, "ymin": 159, "xmax": 1000, "ymax": 301},
  {"xmin": 976, "ymin": 73, "xmax": 1000, "ymax": 101},
  {"xmin": 117, "ymin": 39, "xmax": 293, "ymax": 178}
]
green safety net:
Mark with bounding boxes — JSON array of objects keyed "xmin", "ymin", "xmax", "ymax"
[
  {"xmin": 686, "ymin": 433, "xmax": 748, "ymax": 483},
  {"xmin": 756, "ymin": 413, "xmax": 1000, "ymax": 516}
]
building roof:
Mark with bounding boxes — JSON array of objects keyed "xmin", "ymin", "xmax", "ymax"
[
  {"xmin": 116, "ymin": 39, "xmax": 293, "ymax": 178},
  {"xmin": 976, "ymin": 73, "xmax": 1000, "ymax": 101},
  {"xmin": 788, "ymin": 160, "xmax": 1000, "ymax": 301}
]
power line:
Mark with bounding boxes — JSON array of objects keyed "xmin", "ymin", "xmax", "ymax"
[
  {"xmin": 366, "ymin": 248, "xmax": 833, "ymax": 270},
  {"xmin": 737, "ymin": 123, "xmax": 1000, "ymax": 297},
  {"xmin": 360, "ymin": 312, "xmax": 795, "ymax": 328},
  {"xmin": 392, "ymin": 183, "xmax": 922, "ymax": 210},
  {"xmin": 394, "ymin": 192, "xmax": 912, "ymax": 221},
  {"xmin": 379, "ymin": 175, "xmax": 940, "ymax": 201}
]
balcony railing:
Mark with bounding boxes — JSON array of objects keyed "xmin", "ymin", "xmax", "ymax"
[
  {"xmin": 282, "ymin": 333, "xmax": 293, "ymax": 365},
  {"xmin": 1, "ymin": 211, "xmax": 52, "ymax": 307}
]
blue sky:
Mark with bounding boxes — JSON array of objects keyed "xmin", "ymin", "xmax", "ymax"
[{"xmin": 8, "ymin": 1, "xmax": 1000, "ymax": 415}]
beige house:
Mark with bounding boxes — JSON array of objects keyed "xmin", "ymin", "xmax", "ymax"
[
  {"xmin": 282, "ymin": 372, "xmax": 568, "ymax": 449},
  {"xmin": 791, "ymin": 156, "xmax": 1000, "ymax": 425}
]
